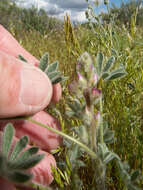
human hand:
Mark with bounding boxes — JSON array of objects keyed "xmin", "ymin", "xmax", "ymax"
[{"xmin": 0, "ymin": 25, "xmax": 62, "ymax": 189}]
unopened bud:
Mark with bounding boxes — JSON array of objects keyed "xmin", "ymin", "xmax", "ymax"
[
  {"xmin": 92, "ymin": 88, "xmax": 101, "ymax": 98},
  {"xmin": 90, "ymin": 73, "xmax": 98, "ymax": 86},
  {"xmin": 77, "ymin": 72, "xmax": 87, "ymax": 87}
]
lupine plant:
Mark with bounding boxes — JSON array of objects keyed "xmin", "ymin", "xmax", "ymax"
[
  {"xmin": 0, "ymin": 0, "xmax": 142, "ymax": 189},
  {"xmin": 0, "ymin": 39, "xmax": 141, "ymax": 190},
  {"xmin": 51, "ymin": 52, "xmax": 141, "ymax": 190}
]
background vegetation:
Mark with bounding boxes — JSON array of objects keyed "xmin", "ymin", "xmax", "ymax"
[{"xmin": 0, "ymin": 0, "xmax": 143, "ymax": 189}]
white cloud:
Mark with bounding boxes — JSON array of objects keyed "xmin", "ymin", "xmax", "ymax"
[{"xmin": 16, "ymin": 0, "xmax": 104, "ymax": 22}]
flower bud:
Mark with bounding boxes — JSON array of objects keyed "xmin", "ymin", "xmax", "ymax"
[
  {"xmin": 77, "ymin": 52, "xmax": 94, "ymax": 77},
  {"xmin": 77, "ymin": 72, "xmax": 87, "ymax": 87},
  {"xmin": 90, "ymin": 73, "xmax": 98, "ymax": 86},
  {"xmin": 92, "ymin": 88, "xmax": 101, "ymax": 98}
]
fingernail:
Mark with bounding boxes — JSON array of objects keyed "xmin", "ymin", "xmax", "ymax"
[{"xmin": 20, "ymin": 65, "xmax": 52, "ymax": 106}]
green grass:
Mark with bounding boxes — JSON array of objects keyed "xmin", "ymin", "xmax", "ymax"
[{"xmin": 11, "ymin": 22, "xmax": 143, "ymax": 189}]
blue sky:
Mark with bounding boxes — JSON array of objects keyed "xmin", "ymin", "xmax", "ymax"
[
  {"xmin": 17, "ymin": 0, "xmax": 130, "ymax": 22},
  {"xmin": 95, "ymin": 0, "xmax": 129, "ymax": 14},
  {"xmin": 109, "ymin": 0, "xmax": 128, "ymax": 7}
]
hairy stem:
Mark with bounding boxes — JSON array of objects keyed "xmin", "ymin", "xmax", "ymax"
[
  {"xmin": 26, "ymin": 117, "xmax": 97, "ymax": 159},
  {"xmin": 99, "ymin": 97, "xmax": 104, "ymax": 144},
  {"xmin": 0, "ymin": 116, "xmax": 97, "ymax": 159}
]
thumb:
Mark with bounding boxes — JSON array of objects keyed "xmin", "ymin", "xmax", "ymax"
[{"xmin": 0, "ymin": 50, "xmax": 53, "ymax": 118}]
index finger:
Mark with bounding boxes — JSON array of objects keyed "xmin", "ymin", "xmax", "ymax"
[
  {"xmin": 0, "ymin": 25, "xmax": 38, "ymax": 66},
  {"xmin": 0, "ymin": 25, "xmax": 62, "ymax": 103}
]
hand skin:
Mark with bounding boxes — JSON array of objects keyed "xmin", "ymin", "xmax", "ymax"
[{"xmin": 0, "ymin": 25, "xmax": 62, "ymax": 189}]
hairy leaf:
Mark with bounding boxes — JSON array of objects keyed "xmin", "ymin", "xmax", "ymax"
[
  {"xmin": 2, "ymin": 123, "xmax": 14, "ymax": 158},
  {"xmin": 47, "ymin": 71, "xmax": 61, "ymax": 80},
  {"xmin": 8, "ymin": 171, "xmax": 32, "ymax": 183},
  {"xmin": 106, "ymin": 72, "xmax": 127, "ymax": 80},
  {"xmin": 102, "ymin": 72, "xmax": 109, "ymax": 80},
  {"xmin": 46, "ymin": 61, "xmax": 58, "ymax": 73},
  {"xmin": 103, "ymin": 56, "xmax": 115, "ymax": 72},
  {"xmin": 11, "ymin": 154, "xmax": 44, "ymax": 170},
  {"xmin": 52, "ymin": 76, "xmax": 63, "ymax": 84},
  {"xmin": 16, "ymin": 147, "xmax": 39, "ymax": 163},
  {"xmin": 96, "ymin": 52, "xmax": 104, "ymax": 75},
  {"xmin": 10, "ymin": 136, "xmax": 29, "ymax": 161},
  {"xmin": 39, "ymin": 52, "xmax": 49, "ymax": 71}
]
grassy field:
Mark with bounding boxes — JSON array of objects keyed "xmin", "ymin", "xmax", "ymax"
[{"xmin": 11, "ymin": 18, "xmax": 143, "ymax": 189}]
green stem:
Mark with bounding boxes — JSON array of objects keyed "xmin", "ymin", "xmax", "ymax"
[
  {"xmin": 0, "ymin": 116, "xmax": 97, "ymax": 159},
  {"xmin": 100, "ymin": 97, "xmax": 104, "ymax": 144},
  {"xmin": 25, "ymin": 117, "xmax": 97, "ymax": 159},
  {"xmin": 90, "ymin": 106, "xmax": 96, "ymax": 151}
]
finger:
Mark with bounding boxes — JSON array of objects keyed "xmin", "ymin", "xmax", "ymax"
[
  {"xmin": 0, "ymin": 111, "xmax": 62, "ymax": 151},
  {"xmin": 0, "ymin": 25, "xmax": 62, "ymax": 102},
  {"xmin": 0, "ymin": 178, "xmax": 16, "ymax": 190},
  {"xmin": 30, "ymin": 149, "xmax": 56, "ymax": 186},
  {"xmin": 51, "ymin": 83, "xmax": 62, "ymax": 104},
  {"xmin": 0, "ymin": 25, "xmax": 62, "ymax": 104},
  {"xmin": 0, "ymin": 25, "xmax": 38, "ymax": 66},
  {"xmin": 0, "ymin": 51, "xmax": 53, "ymax": 118}
]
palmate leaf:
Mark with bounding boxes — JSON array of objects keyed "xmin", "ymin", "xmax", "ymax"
[
  {"xmin": 103, "ymin": 56, "xmax": 115, "ymax": 72},
  {"xmin": 10, "ymin": 154, "xmax": 44, "ymax": 170},
  {"xmin": 46, "ymin": 61, "xmax": 58, "ymax": 73},
  {"xmin": 98, "ymin": 143, "xmax": 120, "ymax": 165},
  {"xmin": 52, "ymin": 77, "xmax": 62, "ymax": 84},
  {"xmin": 2, "ymin": 123, "xmax": 14, "ymax": 158},
  {"xmin": 0, "ymin": 123, "xmax": 45, "ymax": 184},
  {"xmin": 103, "ymin": 152, "xmax": 117, "ymax": 164},
  {"xmin": 106, "ymin": 71, "xmax": 127, "ymax": 80},
  {"xmin": 38, "ymin": 52, "xmax": 67, "ymax": 84},
  {"xmin": 103, "ymin": 129, "xmax": 114, "ymax": 144},
  {"xmin": 7, "ymin": 171, "xmax": 33, "ymax": 183},
  {"xmin": 39, "ymin": 52, "xmax": 49, "ymax": 71},
  {"xmin": 10, "ymin": 136, "xmax": 29, "ymax": 161},
  {"xmin": 15, "ymin": 147, "xmax": 39, "ymax": 162},
  {"xmin": 102, "ymin": 72, "xmax": 109, "ymax": 80},
  {"xmin": 51, "ymin": 76, "xmax": 68, "ymax": 85},
  {"xmin": 105, "ymin": 68, "xmax": 127, "ymax": 81},
  {"xmin": 47, "ymin": 71, "xmax": 61, "ymax": 81}
]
